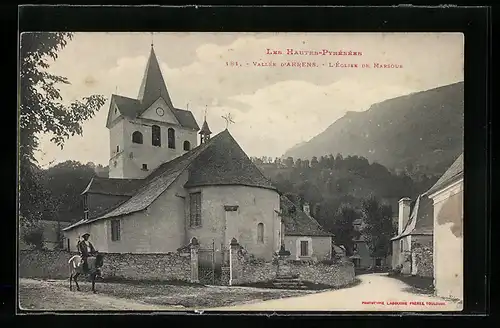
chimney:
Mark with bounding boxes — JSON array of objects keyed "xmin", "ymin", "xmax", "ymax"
[
  {"xmin": 398, "ymin": 197, "xmax": 411, "ymax": 234},
  {"xmin": 303, "ymin": 202, "xmax": 310, "ymax": 216}
]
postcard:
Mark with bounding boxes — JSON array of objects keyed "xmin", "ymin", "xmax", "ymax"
[{"xmin": 18, "ymin": 32, "xmax": 464, "ymax": 312}]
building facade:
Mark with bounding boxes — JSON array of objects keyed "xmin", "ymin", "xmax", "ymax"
[{"xmin": 426, "ymin": 153, "xmax": 463, "ymax": 300}]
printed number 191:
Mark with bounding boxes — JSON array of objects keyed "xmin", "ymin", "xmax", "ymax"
[{"xmin": 226, "ymin": 61, "xmax": 242, "ymax": 67}]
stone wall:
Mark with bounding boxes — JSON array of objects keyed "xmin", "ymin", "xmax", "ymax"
[
  {"xmin": 288, "ymin": 260, "xmax": 355, "ymax": 287},
  {"xmin": 235, "ymin": 258, "xmax": 276, "ymax": 285},
  {"xmin": 412, "ymin": 237, "xmax": 434, "ymax": 278},
  {"xmin": 229, "ymin": 240, "xmax": 355, "ymax": 287},
  {"xmin": 19, "ymin": 249, "xmax": 193, "ymax": 282}
]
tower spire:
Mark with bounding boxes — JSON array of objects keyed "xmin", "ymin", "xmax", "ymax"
[
  {"xmin": 199, "ymin": 105, "xmax": 212, "ymax": 144},
  {"xmin": 151, "ymin": 32, "xmax": 154, "ymax": 47},
  {"xmin": 137, "ymin": 42, "xmax": 173, "ymax": 109}
]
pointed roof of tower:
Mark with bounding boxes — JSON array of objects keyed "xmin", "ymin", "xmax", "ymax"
[
  {"xmin": 199, "ymin": 119, "xmax": 212, "ymax": 135},
  {"xmin": 137, "ymin": 45, "xmax": 173, "ymax": 109},
  {"xmin": 106, "ymin": 46, "xmax": 199, "ymax": 131}
]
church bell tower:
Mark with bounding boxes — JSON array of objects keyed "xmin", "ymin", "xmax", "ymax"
[{"xmin": 106, "ymin": 44, "xmax": 200, "ymax": 179}]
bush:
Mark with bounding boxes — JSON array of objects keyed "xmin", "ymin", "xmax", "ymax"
[
  {"xmin": 21, "ymin": 221, "xmax": 45, "ymax": 250},
  {"xmin": 388, "ymin": 264, "xmax": 403, "ymax": 276}
]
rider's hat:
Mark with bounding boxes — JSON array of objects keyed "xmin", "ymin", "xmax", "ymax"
[{"xmin": 82, "ymin": 233, "xmax": 91, "ymax": 238}]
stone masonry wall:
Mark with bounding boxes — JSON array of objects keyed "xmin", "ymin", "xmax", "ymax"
[
  {"xmin": 412, "ymin": 237, "xmax": 434, "ymax": 278},
  {"xmin": 288, "ymin": 260, "xmax": 355, "ymax": 287},
  {"xmin": 19, "ymin": 250, "xmax": 192, "ymax": 282},
  {"xmin": 231, "ymin": 249, "xmax": 355, "ymax": 287}
]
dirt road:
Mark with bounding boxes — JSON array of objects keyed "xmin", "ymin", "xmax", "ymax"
[
  {"xmin": 19, "ymin": 278, "xmax": 176, "ymax": 311},
  {"xmin": 206, "ymin": 273, "xmax": 463, "ymax": 311}
]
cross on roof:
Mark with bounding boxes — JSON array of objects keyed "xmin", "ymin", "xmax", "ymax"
[{"xmin": 221, "ymin": 113, "xmax": 235, "ymax": 129}]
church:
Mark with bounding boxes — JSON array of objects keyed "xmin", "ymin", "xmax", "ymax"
[{"xmin": 63, "ymin": 45, "xmax": 333, "ymax": 261}]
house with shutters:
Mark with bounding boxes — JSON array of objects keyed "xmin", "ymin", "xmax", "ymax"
[{"xmin": 62, "ymin": 45, "xmax": 332, "ymax": 261}]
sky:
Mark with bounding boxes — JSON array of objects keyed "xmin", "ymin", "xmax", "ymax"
[{"xmin": 31, "ymin": 32, "xmax": 464, "ymax": 167}]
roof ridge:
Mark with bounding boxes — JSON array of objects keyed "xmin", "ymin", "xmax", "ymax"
[{"xmin": 221, "ymin": 130, "xmax": 277, "ymax": 188}]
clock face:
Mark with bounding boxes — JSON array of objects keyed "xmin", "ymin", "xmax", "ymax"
[{"xmin": 156, "ymin": 107, "xmax": 165, "ymax": 116}]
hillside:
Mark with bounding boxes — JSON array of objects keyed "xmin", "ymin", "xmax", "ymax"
[{"xmin": 283, "ymin": 82, "xmax": 464, "ymax": 175}]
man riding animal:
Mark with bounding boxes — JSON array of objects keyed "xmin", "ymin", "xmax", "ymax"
[
  {"xmin": 69, "ymin": 232, "xmax": 104, "ymax": 293},
  {"xmin": 77, "ymin": 233, "xmax": 98, "ymax": 275}
]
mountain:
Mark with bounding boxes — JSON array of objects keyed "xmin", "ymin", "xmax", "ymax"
[{"xmin": 283, "ymin": 82, "xmax": 464, "ymax": 174}]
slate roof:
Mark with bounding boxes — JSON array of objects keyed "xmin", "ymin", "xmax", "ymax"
[
  {"xmin": 138, "ymin": 46, "xmax": 174, "ymax": 109},
  {"xmin": 200, "ymin": 120, "xmax": 212, "ymax": 134},
  {"xmin": 81, "ymin": 177, "xmax": 144, "ymax": 196},
  {"xmin": 106, "ymin": 47, "xmax": 199, "ymax": 131},
  {"xmin": 184, "ymin": 130, "xmax": 277, "ymax": 191},
  {"xmin": 64, "ymin": 130, "xmax": 278, "ymax": 231},
  {"xmin": 425, "ymin": 153, "xmax": 464, "ymax": 196},
  {"xmin": 391, "ymin": 194, "xmax": 434, "ymax": 241},
  {"xmin": 280, "ymin": 196, "xmax": 332, "ymax": 237}
]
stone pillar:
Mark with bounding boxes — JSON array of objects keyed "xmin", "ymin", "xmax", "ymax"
[
  {"xmin": 229, "ymin": 238, "xmax": 241, "ymax": 286},
  {"xmin": 276, "ymin": 245, "xmax": 292, "ymax": 278},
  {"xmin": 189, "ymin": 237, "xmax": 199, "ymax": 283}
]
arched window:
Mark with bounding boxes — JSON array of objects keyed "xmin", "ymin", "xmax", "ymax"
[
  {"xmin": 183, "ymin": 140, "xmax": 191, "ymax": 151},
  {"xmin": 168, "ymin": 128, "xmax": 175, "ymax": 149},
  {"xmin": 257, "ymin": 223, "xmax": 264, "ymax": 243},
  {"xmin": 132, "ymin": 131, "xmax": 143, "ymax": 144},
  {"xmin": 152, "ymin": 125, "xmax": 161, "ymax": 147}
]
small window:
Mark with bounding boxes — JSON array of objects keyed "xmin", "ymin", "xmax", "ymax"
[
  {"xmin": 142, "ymin": 164, "xmax": 148, "ymax": 170},
  {"xmin": 189, "ymin": 192, "xmax": 202, "ymax": 227},
  {"xmin": 132, "ymin": 131, "xmax": 143, "ymax": 144},
  {"xmin": 67, "ymin": 238, "xmax": 70, "ymax": 252},
  {"xmin": 152, "ymin": 125, "xmax": 161, "ymax": 147},
  {"xmin": 116, "ymin": 145, "xmax": 120, "ymax": 152},
  {"xmin": 300, "ymin": 240, "xmax": 309, "ymax": 257},
  {"xmin": 353, "ymin": 243, "xmax": 358, "ymax": 252},
  {"xmin": 168, "ymin": 128, "xmax": 175, "ymax": 149},
  {"xmin": 375, "ymin": 258, "xmax": 382, "ymax": 267},
  {"xmin": 257, "ymin": 223, "xmax": 264, "ymax": 243},
  {"xmin": 183, "ymin": 140, "xmax": 191, "ymax": 151},
  {"xmin": 111, "ymin": 220, "xmax": 121, "ymax": 241},
  {"xmin": 113, "ymin": 161, "xmax": 117, "ymax": 167},
  {"xmin": 84, "ymin": 211, "xmax": 89, "ymax": 220},
  {"xmin": 400, "ymin": 240, "xmax": 403, "ymax": 250}
]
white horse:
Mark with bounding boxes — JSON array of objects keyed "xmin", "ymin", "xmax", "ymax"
[{"xmin": 68, "ymin": 253, "xmax": 104, "ymax": 293}]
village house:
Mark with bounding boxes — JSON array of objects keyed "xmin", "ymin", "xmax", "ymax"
[
  {"xmin": 391, "ymin": 195, "xmax": 434, "ymax": 277},
  {"xmin": 350, "ymin": 218, "xmax": 392, "ymax": 270},
  {"xmin": 62, "ymin": 45, "xmax": 333, "ymax": 262},
  {"xmin": 425, "ymin": 153, "xmax": 463, "ymax": 300},
  {"xmin": 279, "ymin": 200, "xmax": 333, "ymax": 261}
]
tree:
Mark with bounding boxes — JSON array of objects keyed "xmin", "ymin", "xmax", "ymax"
[
  {"xmin": 360, "ymin": 196, "xmax": 395, "ymax": 259},
  {"xmin": 311, "ymin": 156, "xmax": 319, "ymax": 168},
  {"xmin": 19, "ymin": 32, "xmax": 106, "ymax": 222},
  {"xmin": 330, "ymin": 204, "xmax": 361, "ymax": 256},
  {"xmin": 44, "ymin": 160, "xmax": 97, "ymax": 222}
]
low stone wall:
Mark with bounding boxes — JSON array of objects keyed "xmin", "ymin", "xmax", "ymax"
[
  {"xmin": 18, "ymin": 249, "xmax": 192, "ymax": 282},
  {"xmin": 289, "ymin": 260, "xmax": 355, "ymax": 287},
  {"xmin": 101, "ymin": 252, "xmax": 191, "ymax": 281},
  {"xmin": 235, "ymin": 258, "xmax": 276, "ymax": 285},
  {"xmin": 19, "ymin": 250, "xmax": 77, "ymax": 279},
  {"xmin": 231, "ymin": 249, "xmax": 355, "ymax": 287}
]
